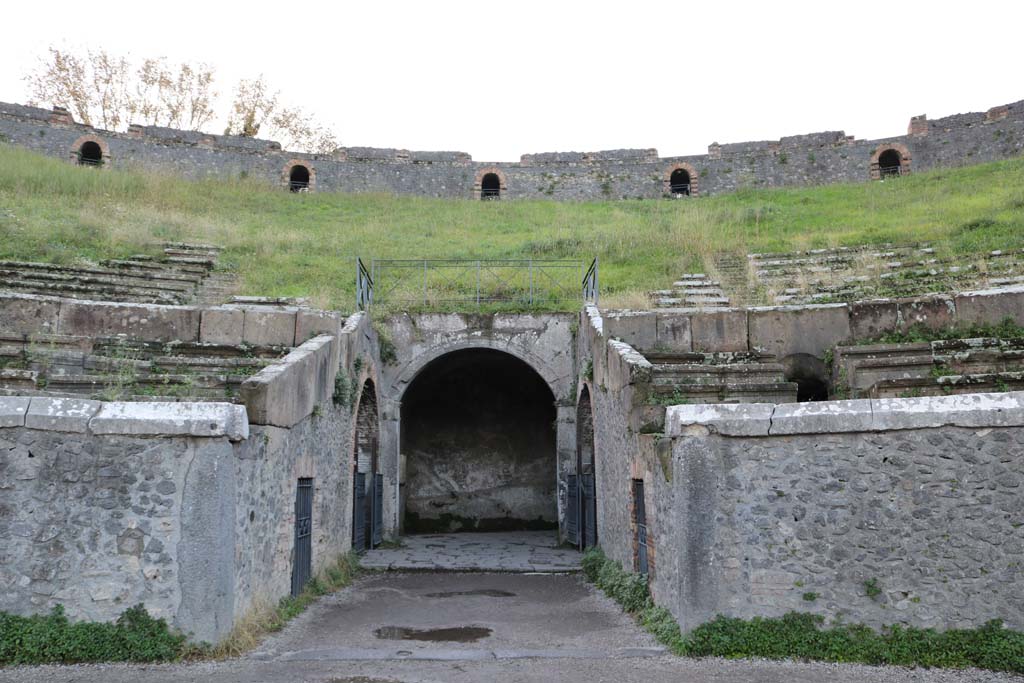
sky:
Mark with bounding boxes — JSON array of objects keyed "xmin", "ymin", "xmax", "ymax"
[{"xmin": 1, "ymin": 0, "xmax": 1021, "ymax": 161}]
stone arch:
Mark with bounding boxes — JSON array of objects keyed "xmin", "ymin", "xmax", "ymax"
[
  {"xmin": 399, "ymin": 346, "xmax": 558, "ymax": 532},
  {"xmin": 391, "ymin": 339, "xmax": 566, "ymax": 404},
  {"xmin": 69, "ymin": 135, "xmax": 110, "ymax": 167},
  {"xmin": 283, "ymin": 160, "xmax": 315, "ymax": 192},
  {"xmin": 474, "ymin": 167, "xmax": 507, "ymax": 200},
  {"xmin": 664, "ymin": 162, "xmax": 698, "ymax": 197},
  {"xmin": 575, "ymin": 383, "xmax": 598, "ymax": 549},
  {"xmin": 869, "ymin": 143, "xmax": 911, "ymax": 180},
  {"xmin": 352, "ymin": 376, "xmax": 381, "ymax": 551}
]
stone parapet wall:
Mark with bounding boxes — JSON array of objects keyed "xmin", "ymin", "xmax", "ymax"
[
  {"xmin": 3, "ymin": 98, "xmax": 1021, "ymax": 199},
  {"xmin": 645, "ymin": 393, "xmax": 1024, "ymax": 633}
]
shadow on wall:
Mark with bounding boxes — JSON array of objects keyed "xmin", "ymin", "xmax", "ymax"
[{"xmin": 401, "ymin": 348, "xmax": 557, "ymax": 532}]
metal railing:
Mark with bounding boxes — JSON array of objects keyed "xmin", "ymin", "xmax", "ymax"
[
  {"xmin": 582, "ymin": 257, "xmax": 599, "ymax": 305},
  {"xmin": 356, "ymin": 257, "xmax": 374, "ymax": 310},
  {"xmin": 879, "ymin": 165, "xmax": 902, "ymax": 177},
  {"xmin": 669, "ymin": 183, "xmax": 691, "ymax": 196},
  {"xmin": 289, "ymin": 181, "xmax": 311, "ymax": 192},
  {"xmin": 77, "ymin": 156, "xmax": 103, "ymax": 167},
  {"xmin": 363, "ymin": 258, "xmax": 597, "ymax": 308}
]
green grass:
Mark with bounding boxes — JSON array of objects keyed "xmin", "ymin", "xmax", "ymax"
[
  {"xmin": 2, "ymin": 143, "xmax": 1023, "ymax": 310},
  {"xmin": 581, "ymin": 547, "xmax": 1024, "ymax": 673}
]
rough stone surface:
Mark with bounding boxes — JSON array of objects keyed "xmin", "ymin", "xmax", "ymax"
[
  {"xmin": 360, "ymin": 532, "xmax": 581, "ymax": 572},
  {"xmin": 56, "ymin": 300, "xmax": 201, "ymax": 342},
  {"xmin": 0, "ymin": 396, "xmax": 30, "ymax": 427},
  {"xmin": 690, "ymin": 309, "xmax": 748, "ymax": 352},
  {"xmin": 200, "ymin": 306, "xmax": 244, "ymax": 345},
  {"xmin": 954, "ymin": 285, "xmax": 1024, "ymax": 326},
  {"xmin": 4, "ymin": 97, "xmax": 1023, "ymax": 200},
  {"xmin": 238, "ymin": 306, "xmax": 298, "ymax": 347},
  {"xmin": 89, "ymin": 402, "xmax": 249, "ymax": 441},
  {"xmin": 748, "ymin": 304, "xmax": 851, "ymax": 360},
  {"xmin": 0, "ymin": 293, "xmax": 61, "ymax": 336},
  {"xmin": 241, "ymin": 334, "xmax": 336, "ymax": 428},
  {"xmin": 25, "ymin": 397, "xmax": 100, "ymax": 433}
]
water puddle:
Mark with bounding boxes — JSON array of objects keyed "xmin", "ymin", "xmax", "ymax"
[
  {"xmin": 374, "ymin": 625, "xmax": 493, "ymax": 642},
  {"xmin": 425, "ymin": 589, "xmax": 515, "ymax": 598}
]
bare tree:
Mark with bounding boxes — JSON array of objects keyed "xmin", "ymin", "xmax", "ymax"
[
  {"xmin": 24, "ymin": 47, "xmax": 217, "ymax": 131},
  {"xmin": 226, "ymin": 76, "xmax": 338, "ymax": 153}
]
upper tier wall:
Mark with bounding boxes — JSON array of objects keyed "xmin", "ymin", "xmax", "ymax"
[{"xmin": 1, "ymin": 99, "xmax": 1022, "ymax": 199}]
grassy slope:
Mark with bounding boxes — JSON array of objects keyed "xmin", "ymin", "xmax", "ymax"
[{"xmin": 1, "ymin": 144, "xmax": 1022, "ymax": 310}]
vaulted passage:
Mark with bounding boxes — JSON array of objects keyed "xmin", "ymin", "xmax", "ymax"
[
  {"xmin": 878, "ymin": 148, "xmax": 902, "ymax": 177},
  {"xmin": 77, "ymin": 141, "xmax": 103, "ymax": 166},
  {"xmin": 480, "ymin": 172, "xmax": 501, "ymax": 199},
  {"xmin": 289, "ymin": 164, "xmax": 311, "ymax": 191},
  {"xmin": 669, "ymin": 168, "xmax": 691, "ymax": 195},
  {"xmin": 401, "ymin": 349, "xmax": 556, "ymax": 533}
]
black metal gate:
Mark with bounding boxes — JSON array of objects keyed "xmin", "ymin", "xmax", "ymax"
[
  {"xmin": 581, "ymin": 473, "xmax": 597, "ymax": 550},
  {"xmin": 633, "ymin": 479, "xmax": 649, "ymax": 575},
  {"xmin": 372, "ymin": 473, "xmax": 383, "ymax": 547},
  {"xmin": 291, "ymin": 478, "xmax": 313, "ymax": 597},
  {"xmin": 353, "ymin": 472, "xmax": 366, "ymax": 552},
  {"xmin": 566, "ymin": 475, "xmax": 579, "ymax": 546}
]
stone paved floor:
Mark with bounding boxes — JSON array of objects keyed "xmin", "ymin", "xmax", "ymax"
[{"xmin": 359, "ymin": 531, "xmax": 582, "ymax": 572}]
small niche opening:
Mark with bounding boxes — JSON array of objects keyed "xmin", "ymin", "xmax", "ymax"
[{"xmin": 78, "ymin": 141, "xmax": 103, "ymax": 166}]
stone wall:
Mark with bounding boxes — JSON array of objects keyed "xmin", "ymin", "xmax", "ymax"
[
  {"xmin": 635, "ymin": 396, "xmax": 1024, "ymax": 633},
  {"xmin": 0, "ymin": 306, "xmax": 385, "ymax": 644},
  {"xmin": 3, "ymin": 98, "xmax": 1021, "ymax": 200}
]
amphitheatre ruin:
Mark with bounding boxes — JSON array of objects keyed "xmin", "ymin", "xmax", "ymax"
[{"xmin": 0, "ymin": 94, "xmax": 1023, "ymax": 670}]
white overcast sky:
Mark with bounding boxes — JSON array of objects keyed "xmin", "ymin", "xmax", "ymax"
[{"xmin": 1, "ymin": 0, "xmax": 1020, "ymax": 161}]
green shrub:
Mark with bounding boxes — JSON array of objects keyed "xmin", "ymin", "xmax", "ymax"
[
  {"xmin": 579, "ymin": 546, "xmax": 1024, "ymax": 673},
  {"xmin": 0, "ymin": 604, "xmax": 187, "ymax": 665}
]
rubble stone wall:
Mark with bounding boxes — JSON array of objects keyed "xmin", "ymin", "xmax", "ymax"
[{"xmin": 3, "ymin": 98, "xmax": 1021, "ymax": 199}]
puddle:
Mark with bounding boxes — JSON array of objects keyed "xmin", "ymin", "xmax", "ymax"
[
  {"xmin": 375, "ymin": 625, "xmax": 493, "ymax": 642},
  {"xmin": 425, "ymin": 589, "xmax": 515, "ymax": 598}
]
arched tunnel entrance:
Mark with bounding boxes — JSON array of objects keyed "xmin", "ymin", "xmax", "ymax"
[{"xmin": 401, "ymin": 348, "xmax": 558, "ymax": 533}]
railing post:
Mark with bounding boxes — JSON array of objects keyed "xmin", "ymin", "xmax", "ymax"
[
  {"xmin": 476, "ymin": 260, "xmax": 481, "ymax": 306},
  {"xmin": 423, "ymin": 260, "xmax": 427, "ymax": 306},
  {"xmin": 529, "ymin": 259, "xmax": 534, "ymax": 305}
]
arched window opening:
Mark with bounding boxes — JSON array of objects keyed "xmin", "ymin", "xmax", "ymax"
[
  {"xmin": 78, "ymin": 141, "xmax": 103, "ymax": 167},
  {"xmin": 669, "ymin": 168, "xmax": 691, "ymax": 196},
  {"xmin": 878, "ymin": 149, "xmax": 903, "ymax": 178},
  {"xmin": 353, "ymin": 380, "xmax": 381, "ymax": 552},
  {"xmin": 481, "ymin": 172, "xmax": 501, "ymax": 200},
  {"xmin": 575, "ymin": 386, "xmax": 597, "ymax": 550},
  {"xmin": 289, "ymin": 164, "xmax": 311, "ymax": 192},
  {"xmin": 401, "ymin": 349, "xmax": 556, "ymax": 533}
]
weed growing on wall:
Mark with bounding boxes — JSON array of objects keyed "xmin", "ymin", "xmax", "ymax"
[{"xmin": 581, "ymin": 547, "xmax": 1024, "ymax": 673}]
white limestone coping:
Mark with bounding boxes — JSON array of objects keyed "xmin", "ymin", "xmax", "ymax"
[
  {"xmin": 0, "ymin": 396, "xmax": 249, "ymax": 441},
  {"xmin": 666, "ymin": 391, "xmax": 1024, "ymax": 437}
]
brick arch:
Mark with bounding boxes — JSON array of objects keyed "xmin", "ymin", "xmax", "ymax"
[
  {"xmin": 69, "ymin": 134, "xmax": 110, "ymax": 166},
  {"xmin": 283, "ymin": 160, "xmax": 316, "ymax": 192},
  {"xmin": 869, "ymin": 142, "xmax": 911, "ymax": 180},
  {"xmin": 473, "ymin": 167, "xmax": 508, "ymax": 198},
  {"xmin": 664, "ymin": 162, "xmax": 699, "ymax": 197}
]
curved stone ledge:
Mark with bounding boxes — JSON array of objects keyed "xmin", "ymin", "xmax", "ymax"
[
  {"xmin": 665, "ymin": 391, "xmax": 1024, "ymax": 437},
  {"xmin": 0, "ymin": 396, "xmax": 248, "ymax": 441}
]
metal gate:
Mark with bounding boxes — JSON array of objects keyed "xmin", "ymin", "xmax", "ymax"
[
  {"xmin": 581, "ymin": 473, "xmax": 597, "ymax": 550},
  {"xmin": 633, "ymin": 479, "xmax": 649, "ymax": 575},
  {"xmin": 372, "ymin": 473, "xmax": 383, "ymax": 547},
  {"xmin": 353, "ymin": 472, "xmax": 366, "ymax": 552},
  {"xmin": 291, "ymin": 478, "xmax": 313, "ymax": 597},
  {"xmin": 565, "ymin": 475, "xmax": 579, "ymax": 546}
]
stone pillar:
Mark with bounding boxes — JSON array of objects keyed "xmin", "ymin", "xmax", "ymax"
[
  {"xmin": 908, "ymin": 114, "xmax": 929, "ymax": 137},
  {"xmin": 379, "ymin": 397, "xmax": 402, "ymax": 538}
]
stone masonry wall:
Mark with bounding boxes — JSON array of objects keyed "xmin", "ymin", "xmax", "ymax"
[
  {"xmin": 2, "ymin": 98, "xmax": 1021, "ymax": 199},
  {"xmin": 654, "ymin": 396, "xmax": 1024, "ymax": 633}
]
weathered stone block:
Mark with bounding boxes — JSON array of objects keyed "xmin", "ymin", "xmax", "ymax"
[
  {"xmin": 295, "ymin": 309, "xmax": 342, "ymax": 345},
  {"xmin": 89, "ymin": 402, "xmax": 249, "ymax": 441},
  {"xmin": 240, "ymin": 306, "xmax": 298, "ymax": 347},
  {"xmin": 895, "ymin": 295, "xmax": 955, "ymax": 331},
  {"xmin": 690, "ymin": 309, "xmax": 748, "ymax": 353},
  {"xmin": 604, "ymin": 311, "xmax": 657, "ymax": 351},
  {"xmin": 770, "ymin": 399, "xmax": 874, "ymax": 434},
  {"xmin": 240, "ymin": 334, "xmax": 335, "ymax": 427},
  {"xmin": 871, "ymin": 392, "xmax": 1024, "ymax": 430},
  {"xmin": 0, "ymin": 294, "xmax": 61, "ymax": 336},
  {"xmin": 849, "ymin": 300, "xmax": 897, "ymax": 341},
  {"xmin": 665, "ymin": 403, "xmax": 774, "ymax": 437},
  {"xmin": 200, "ymin": 307, "xmax": 244, "ymax": 345},
  {"xmin": 57, "ymin": 301, "xmax": 201, "ymax": 342},
  {"xmin": 0, "ymin": 396, "xmax": 31, "ymax": 427},
  {"xmin": 953, "ymin": 286, "xmax": 1024, "ymax": 327},
  {"xmin": 748, "ymin": 304, "xmax": 851, "ymax": 359},
  {"xmin": 656, "ymin": 313, "xmax": 692, "ymax": 351},
  {"xmin": 25, "ymin": 397, "xmax": 100, "ymax": 433}
]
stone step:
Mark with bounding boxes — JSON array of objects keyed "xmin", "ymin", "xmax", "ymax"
[
  {"xmin": 650, "ymin": 381, "xmax": 799, "ymax": 404},
  {"xmin": 645, "ymin": 350, "xmax": 775, "ymax": 365},
  {"xmin": 651, "ymin": 362, "xmax": 787, "ymax": 384},
  {"xmin": 868, "ymin": 372, "xmax": 1024, "ymax": 399},
  {"xmin": 0, "ymin": 267, "xmax": 196, "ymax": 294}
]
